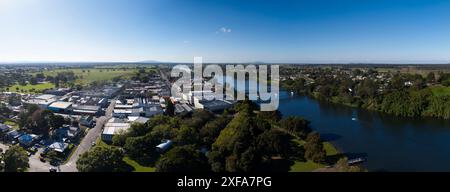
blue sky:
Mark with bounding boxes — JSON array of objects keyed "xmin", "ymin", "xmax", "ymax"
[{"xmin": 1, "ymin": 0, "xmax": 450, "ymax": 63}]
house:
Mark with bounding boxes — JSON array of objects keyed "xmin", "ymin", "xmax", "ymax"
[
  {"xmin": 49, "ymin": 142, "xmax": 69, "ymax": 153},
  {"xmin": 97, "ymin": 98, "xmax": 108, "ymax": 108},
  {"xmin": 6, "ymin": 130, "xmax": 23, "ymax": 142},
  {"xmin": 156, "ymin": 140, "xmax": 173, "ymax": 153},
  {"xmin": 54, "ymin": 126, "xmax": 81, "ymax": 141},
  {"xmin": 80, "ymin": 115, "xmax": 95, "ymax": 127},
  {"xmin": 18, "ymin": 134, "xmax": 39, "ymax": 147},
  {"xmin": 404, "ymin": 81, "xmax": 413, "ymax": 86},
  {"xmin": 0, "ymin": 123, "xmax": 11, "ymax": 133}
]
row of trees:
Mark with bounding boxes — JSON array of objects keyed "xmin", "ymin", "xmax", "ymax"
[{"xmin": 283, "ymin": 69, "xmax": 450, "ymax": 119}]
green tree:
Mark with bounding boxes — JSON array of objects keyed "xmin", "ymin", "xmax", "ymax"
[
  {"xmin": 175, "ymin": 125, "xmax": 199, "ymax": 146},
  {"xmin": 256, "ymin": 130, "xmax": 292, "ymax": 158},
  {"xmin": 304, "ymin": 132, "xmax": 326, "ymax": 163},
  {"xmin": 76, "ymin": 146, "xmax": 127, "ymax": 172},
  {"xmin": 200, "ymin": 115, "xmax": 230, "ymax": 146},
  {"xmin": 165, "ymin": 100, "xmax": 175, "ymax": 116},
  {"xmin": 334, "ymin": 157, "xmax": 365, "ymax": 172},
  {"xmin": 112, "ymin": 130, "xmax": 128, "ymax": 147},
  {"xmin": 156, "ymin": 145, "xmax": 209, "ymax": 172},
  {"xmin": 49, "ymin": 114, "xmax": 66, "ymax": 129},
  {"xmin": 427, "ymin": 72, "xmax": 436, "ymax": 84},
  {"xmin": 2, "ymin": 145, "xmax": 29, "ymax": 172},
  {"xmin": 279, "ymin": 116, "xmax": 311, "ymax": 139},
  {"xmin": 123, "ymin": 134, "xmax": 159, "ymax": 162}
]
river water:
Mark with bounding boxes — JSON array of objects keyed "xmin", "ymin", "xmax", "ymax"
[
  {"xmin": 214, "ymin": 73, "xmax": 450, "ymax": 171},
  {"xmin": 278, "ymin": 91, "xmax": 450, "ymax": 171}
]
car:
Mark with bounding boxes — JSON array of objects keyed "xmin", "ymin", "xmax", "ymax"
[
  {"xmin": 91, "ymin": 142, "xmax": 96, "ymax": 146},
  {"xmin": 39, "ymin": 157, "xmax": 46, "ymax": 162},
  {"xmin": 49, "ymin": 167, "xmax": 57, "ymax": 172},
  {"xmin": 50, "ymin": 160, "xmax": 60, "ymax": 166},
  {"xmin": 29, "ymin": 146, "xmax": 38, "ymax": 153}
]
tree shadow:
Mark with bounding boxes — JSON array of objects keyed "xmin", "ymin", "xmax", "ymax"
[
  {"xmin": 133, "ymin": 153, "xmax": 160, "ymax": 167},
  {"xmin": 258, "ymin": 159, "xmax": 295, "ymax": 172},
  {"xmin": 320, "ymin": 133, "xmax": 341, "ymax": 142},
  {"xmin": 118, "ymin": 161, "xmax": 135, "ymax": 172}
]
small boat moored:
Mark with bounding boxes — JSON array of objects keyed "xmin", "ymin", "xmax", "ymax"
[{"xmin": 348, "ymin": 157, "xmax": 366, "ymax": 165}]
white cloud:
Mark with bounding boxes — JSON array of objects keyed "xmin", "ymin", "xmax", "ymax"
[{"xmin": 218, "ymin": 27, "xmax": 232, "ymax": 33}]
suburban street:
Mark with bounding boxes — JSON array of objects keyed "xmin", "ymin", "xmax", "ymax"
[
  {"xmin": 60, "ymin": 99, "xmax": 116, "ymax": 172},
  {"xmin": 27, "ymin": 99, "xmax": 116, "ymax": 172}
]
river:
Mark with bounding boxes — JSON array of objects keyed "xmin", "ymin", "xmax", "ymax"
[
  {"xmin": 278, "ymin": 90, "xmax": 450, "ymax": 171},
  {"xmin": 215, "ymin": 73, "xmax": 450, "ymax": 171}
]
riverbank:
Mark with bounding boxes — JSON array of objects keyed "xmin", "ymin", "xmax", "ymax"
[{"xmin": 289, "ymin": 140, "xmax": 341, "ymax": 172}]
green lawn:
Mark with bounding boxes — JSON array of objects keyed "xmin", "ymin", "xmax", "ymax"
[
  {"xmin": 3, "ymin": 120, "xmax": 18, "ymax": 129},
  {"xmin": 429, "ymin": 86, "xmax": 450, "ymax": 97},
  {"xmin": 95, "ymin": 137, "xmax": 109, "ymax": 147},
  {"xmin": 290, "ymin": 160, "xmax": 326, "ymax": 172},
  {"xmin": 38, "ymin": 68, "xmax": 139, "ymax": 85},
  {"xmin": 123, "ymin": 157, "xmax": 156, "ymax": 172},
  {"xmin": 8, "ymin": 82, "xmax": 55, "ymax": 93},
  {"xmin": 93, "ymin": 138, "xmax": 155, "ymax": 172},
  {"xmin": 289, "ymin": 140, "xmax": 340, "ymax": 172}
]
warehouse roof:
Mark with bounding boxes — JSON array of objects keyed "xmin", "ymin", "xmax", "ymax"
[{"xmin": 49, "ymin": 101, "xmax": 73, "ymax": 109}]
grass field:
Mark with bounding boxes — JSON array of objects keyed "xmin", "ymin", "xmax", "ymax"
[
  {"xmin": 429, "ymin": 86, "xmax": 450, "ymax": 97},
  {"xmin": 123, "ymin": 157, "xmax": 156, "ymax": 172},
  {"xmin": 7, "ymin": 82, "xmax": 55, "ymax": 93},
  {"xmin": 289, "ymin": 140, "xmax": 340, "ymax": 172},
  {"xmin": 39, "ymin": 68, "xmax": 138, "ymax": 85}
]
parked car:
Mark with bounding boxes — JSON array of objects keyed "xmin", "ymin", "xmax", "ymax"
[
  {"xmin": 49, "ymin": 167, "xmax": 57, "ymax": 172},
  {"xmin": 28, "ymin": 146, "xmax": 38, "ymax": 154},
  {"xmin": 50, "ymin": 160, "xmax": 60, "ymax": 166}
]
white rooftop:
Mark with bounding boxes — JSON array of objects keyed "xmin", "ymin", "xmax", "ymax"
[
  {"xmin": 49, "ymin": 101, "xmax": 72, "ymax": 109},
  {"xmin": 102, "ymin": 123, "xmax": 130, "ymax": 135}
]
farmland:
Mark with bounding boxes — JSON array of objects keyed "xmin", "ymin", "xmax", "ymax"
[
  {"xmin": 7, "ymin": 82, "xmax": 55, "ymax": 93},
  {"xmin": 39, "ymin": 68, "xmax": 139, "ymax": 85}
]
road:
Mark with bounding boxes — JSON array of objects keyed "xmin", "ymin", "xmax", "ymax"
[
  {"xmin": 59, "ymin": 99, "xmax": 116, "ymax": 172},
  {"xmin": 27, "ymin": 99, "xmax": 116, "ymax": 172}
]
